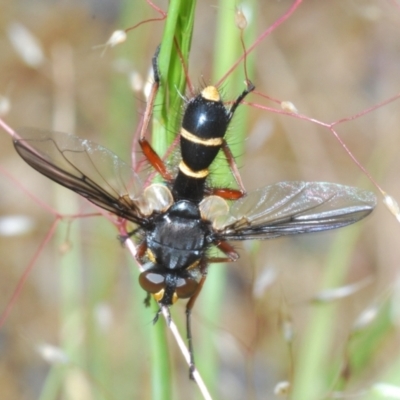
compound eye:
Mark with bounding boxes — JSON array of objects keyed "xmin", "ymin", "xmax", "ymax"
[
  {"xmin": 175, "ymin": 277, "xmax": 198, "ymax": 299},
  {"xmin": 139, "ymin": 271, "xmax": 166, "ymax": 293}
]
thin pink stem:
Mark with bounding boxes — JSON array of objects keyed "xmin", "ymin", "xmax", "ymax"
[
  {"xmin": 0, "ymin": 218, "xmax": 60, "ymax": 328},
  {"xmin": 216, "ymin": 0, "xmax": 303, "ymax": 86}
]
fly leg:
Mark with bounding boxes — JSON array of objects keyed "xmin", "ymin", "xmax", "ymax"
[
  {"xmin": 185, "ymin": 242, "xmax": 238, "ymax": 379},
  {"xmin": 185, "ymin": 273, "xmax": 207, "ymax": 380},
  {"xmin": 139, "ymin": 45, "xmax": 173, "ymax": 181},
  {"xmin": 207, "ymin": 82, "xmax": 255, "ymax": 200}
]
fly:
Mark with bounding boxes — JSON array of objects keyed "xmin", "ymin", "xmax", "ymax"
[{"xmin": 13, "ymin": 47, "xmax": 377, "ymax": 379}]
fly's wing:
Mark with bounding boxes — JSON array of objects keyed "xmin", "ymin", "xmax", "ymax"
[
  {"xmin": 214, "ymin": 181, "xmax": 376, "ymax": 240},
  {"xmin": 14, "ymin": 128, "xmax": 146, "ymax": 224}
]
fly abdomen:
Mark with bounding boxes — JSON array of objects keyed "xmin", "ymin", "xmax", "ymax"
[{"xmin": 173, "ymin": 86, "xmax": 230, "ymax": 202}]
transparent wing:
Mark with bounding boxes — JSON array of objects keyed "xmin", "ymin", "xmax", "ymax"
[
  {"xmin": 214, "ymin": 181, "xmax": 376, "ymax": 240},
  {"xmin": 14, "ymin": 128, "xmax": 146, "ymax": 224}
]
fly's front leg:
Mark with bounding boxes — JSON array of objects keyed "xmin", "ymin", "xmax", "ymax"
[
  {"xmin": 185, "ymin": 273, "xmax": 207, "ymax": 379},
  {"xmin": 184, "ymin": 241, "xmax": 238, "ymax": 379}
]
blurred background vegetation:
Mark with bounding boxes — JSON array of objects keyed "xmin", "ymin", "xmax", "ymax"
[{"xmin": 0, "ymin": 1, "xmax": 400, "ymax": 399}]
